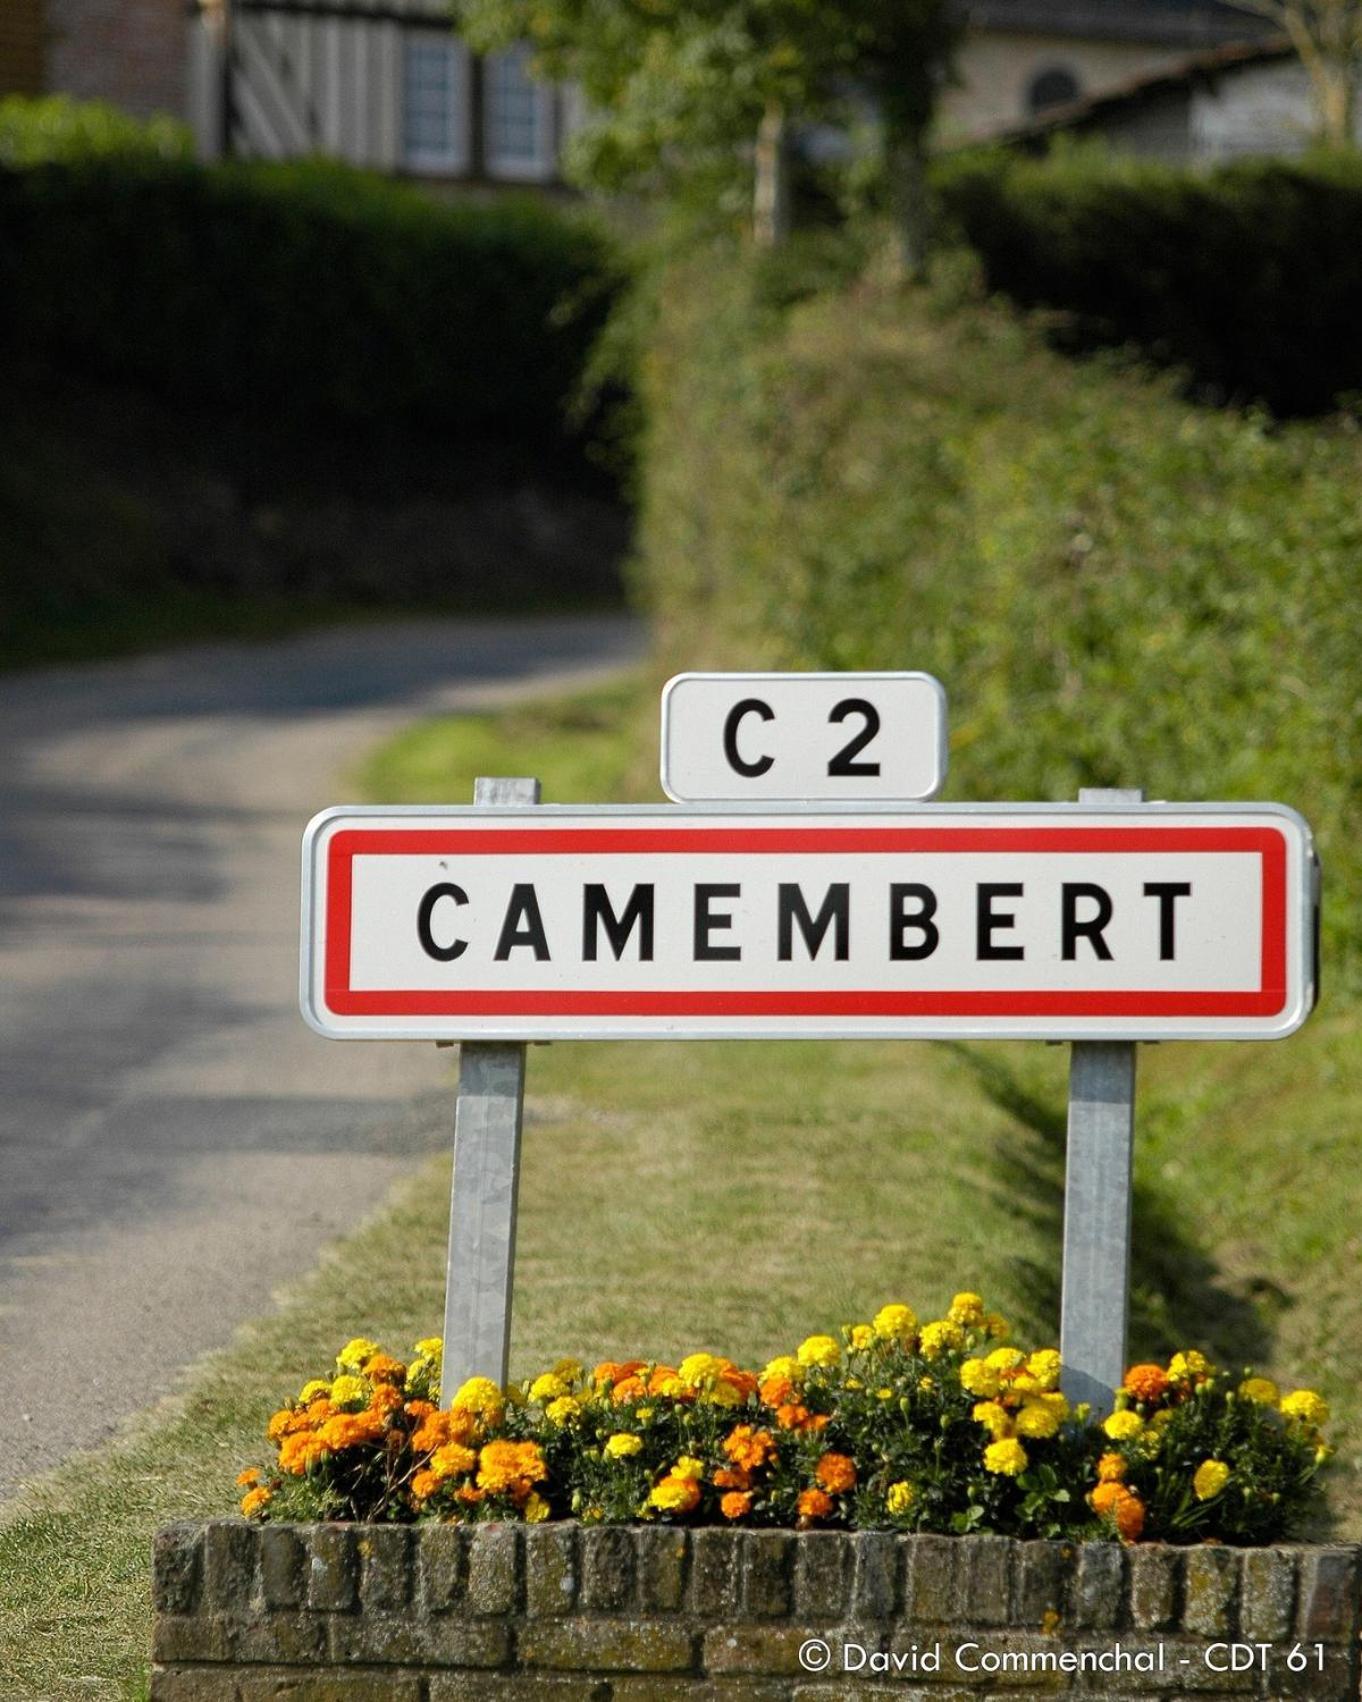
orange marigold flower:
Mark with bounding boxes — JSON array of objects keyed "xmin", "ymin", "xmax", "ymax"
[
  {"xmin": 1090, "ymin": 1481, "xmax": 1146, "ymax": 1542},
  {"xmin": 647, "ymin": 1365, "xmax": 681, "ymax": 1396},
  {"xmin": 1123, "ymin": 1364, "xmax": 1170, "ymax": 1404},
  {"xmin": 718, "ymin": 1367, "xmax": 759, "ymax": 1402},
  {"xmin": 814, "ymin": 1452, "xmax": 857, "ymax": 1494},
  {"xmin": 240, "ymin": 1486, "xmax": 272, "ymax": 1518},
  {"xmin": 796, "ymin": 1487, "xmax": 834, "ymax": 1521},
  {"xmin": 1097, "ymin": 1452, "xmax": 1127, "ymax": 1483},
  {"xmin": 594, "ymin": 1359, "xmax": 646, "ymax": 1388},
  {"xmin": 411, "ymin": 1469, "xmax": 440, "ymax": 1501},
  {"xmin": 805, "ymin": 1413, "xmax": 830, "ymax": 1432},
  {"xmin": 266, "ymin": 1410, "xmax": 293, "ymax": 1443},
  {"xmin": 456, "ymin": 1483, "xmax": 485, "ymax": 1504},
  {"xmin": 722, "ymin": 1425, "xmax": 776, "ymax": 1472},
  {"xmin": 236, "ymin": 1467, "xmax": 262, "ymax": 1488},
  {"xmin": 760, "ymin": 1374, "xmax": 796, "ymax": 1407},
  {"xmin": 405, "ymin": 1399, "xmax": 436, "ymax": 1420},
  {"xmin": 304, "ymin": 1397, "xmax": 332, "ymax": 1424},
  {"xmin": 713, "ymin": 1466, "xmax": 751, "ymax": 1491},
  {"xmin": 278, "ymin": 1431, "xmax": 329, "ymax": 1475},
  {"xmin": 612, "ymin": 1376, "xmax": 648, "ymax": 1404},
  {"xmin": 369, "ymin": 1384, "xmax": 404, "ymax": 1416},
  {"xmin": 477, "ymin": 1440, "xmax": 547, "ymax": 1495},
  {"xmin": 720, "ymin": 1491, "xmax": 754, "ymax": 1520},
  {"xmin": 362, "ymin": 1352, "xmax": 407, "ymax": 1385},
  {"xmin": 432, "ymin": 1442, "xmax": 478, "ymax": 1480},
  {"xmin": 775, "ymin": 1402, "xmax": 810, "ymax": 1431}
]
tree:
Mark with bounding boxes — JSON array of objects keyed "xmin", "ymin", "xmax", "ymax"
[
  {"xmin": 1226, "ymin": 0, "xmax": 1362, "ymax": 145},
  {"xmin": 455, "ymin": 0, "xmax": 959, "ymax": 252}
]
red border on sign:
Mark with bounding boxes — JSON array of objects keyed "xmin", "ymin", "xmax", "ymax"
[{"xmin": 320, "ymin": 826, "xmax": 1288, "ymax": 1019}]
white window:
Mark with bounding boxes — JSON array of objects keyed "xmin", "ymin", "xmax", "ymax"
[
  {"xmin": 484, "ymin": 45, "xmax": 555, "ymax": 180},
  {"xmin": 402, "ymin": 33, "xmax": 470, "ymax": 173}
]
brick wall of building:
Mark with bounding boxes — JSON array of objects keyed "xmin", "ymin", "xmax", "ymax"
[
  {"xmin": 0, "ymin": 0, "xmax": 47, "ymax": 96},
  {"xmin": 45, "ymin": 0, "xmax": 187, "ymax": 119},
  {"xmin": 151, "ymin": 1520, "xmax": 1362, "ymax": 1699}
]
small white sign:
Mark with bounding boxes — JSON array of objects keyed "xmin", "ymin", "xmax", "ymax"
[
  {"xmin": 660, "ymin": 672, "xmax": 947, "ymax": 802},
  {"xmin": 301, "ymin": 803, "xmax": 1316, "ymax": 1043}
]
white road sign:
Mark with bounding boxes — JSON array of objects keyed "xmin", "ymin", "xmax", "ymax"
[
  {"xmin": 661, "ymin": 672, "xmax": 948, "ymax": 801},
  {"xmin": 301, "ymin": 803, "xmax": 1316, "ymax": 1043}
]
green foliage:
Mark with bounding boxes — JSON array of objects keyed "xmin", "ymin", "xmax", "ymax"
[
  {"xmin": 935, "ymin": 144, "xmax": 1362, "ymax": 417},
  {"xmin": 0, "ymin": 149, "xmax": 623, "ymax": 445},
  {"xmin": 635, "ymin": 250, "xmax": 1362, "ymax": 987},
  {"xmin": 0, "ymin": 93, "xmax": 191, "ymax": 164}
]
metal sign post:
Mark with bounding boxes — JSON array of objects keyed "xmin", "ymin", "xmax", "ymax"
[
  {"xmin": 1059, "ymin": 788, "xmax": 1142, "ymax": 1417},
  {"xmin": 439, "ymin": 776, "xmax": 539, "ymax": 1402}
]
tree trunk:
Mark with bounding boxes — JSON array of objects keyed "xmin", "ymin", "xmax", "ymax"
[
  {"xmin": 753, "ymin": 101, "xmax": 791, "ymax": 248},
  {"xmin": 887, "ymin": 126, "xmax": 930, "ymax": 283}
]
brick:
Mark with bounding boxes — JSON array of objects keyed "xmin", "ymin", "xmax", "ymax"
[
  {"xmin": 1295, "ymin": 1546, "xmax": 1361, "ymax": 1641},
  {"xmin": 148, "ymin": 1669, "xmax": 236, "ymax": 1701},
  {"xmin": 1183, "ymin": 1547, "xmax": 1238, "ymax": 1638},
  {"xmin": 902, "ymin": 1535, "xmax": 958, "ymax": 1624},
  {"xmin": 1012, "ymin": 1541, "xmax": 1071, "ymax": 1629},
  {"xmin": 692, "ymin": 1527, "xmax": 741, "ymax": 1616},
  {"xmin": 705, "ymin": 1625, "xmax": 880, "ymax": 1676},
  {"xmin": 793, "ymin": 1532, "xmax": 850, "ymax": 1620},
  {"xmin": 227, "ymin": 1611, "xmax": 329, "ymax": 1663},
  {"xmin": 526, "ymin": 1523, "xmax": 579, "ymax": 1616},
  {"xmin": 234, "ymin": 1673, "xmax": 425, "ymax": 1700},
  {"xmin": 468, "ymin": 1523, "xmax": 521, "ymax": 1614},
  {"xmin": 203, "ymin": 1521, "xmax": 258, "ymax": 1610},
  {"xmin": 430, "ymin": 1679, "xmax": 610, "ymax": 1701},
  {"xmin": 424, "ymin": 1618, "xmax": 513, "ymax": 1667},
  {"xmin": 152, "ymin": 1525, "xmax": 203, "ymax": 1615},
  {"xmin": 420, "ymin": 1523, "xmax": 470, "ymax": 1612},
  {"xmin": 618, "ymin": 1682, "xmax": 789, "ymax": 1701},
  {"xmin": 939, "ymin": 1633, "xmax": 1077, "ymax": 1691},
  {"xmin": 745, "ymin": 1531, "xmax": 795, "ymax": 1618},
  {"xmin": 1072, "ymin": 1542, "xmax": 1123, "ymax": 1629},
  {"xmin": 357, "ymin": 1525, "xmax": 410, "ymax": 1610},
  {"xmin": 579, "ymin": 1525, "xmax": 635, "ymax": 1611},
  {"xmin": 260, "ymin": 1526, "xmax": 307, "ymax": 1609},
  {"xmin": 1240, "ymin": 1547, "xmax": 1296, "ymax": 1642},
  {"xmin": 963, "ymin": 1534, "xmax": 1011, "ymax": 1626},
  {"xmin": 307, "ymin": 1525, "xmax": 357, "ymax": 1612},
  {"xmin": 636, "ymin": 1526, "xmax": 689, "ymax": 1611},
  {"xmin": 850, "ymin": 1534, "xmax": 897, "ymax": 1620},
  {"xmin": 521, "ymin": 1618, "xmax": 695, "ymax": 1672},
  {"xmin": 326, "ymin": 1608, "xmax": 506, "ymax": 1667},
  {"xmin": 152, "ymin": 1614, "xmax": 230, "ymax": 1664},
  {"xmin": 1269, "ymin": 1639, "xmax": 1360, "ymax": 1699},
  {"xmin": 1128, "ymin": 1545, "xmax": 1180, "ymax": 1631}
]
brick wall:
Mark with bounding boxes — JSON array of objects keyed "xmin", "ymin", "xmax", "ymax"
[
  {"xmin": 151, "ymin": 1521, "xmax": 1362, "ymax": 1699},
  {"xmin": 45, "ymin": 0, "xmax": 186, "ymax": 119},
  {"xmin": 0, "ymin": 0, "xmax": 46, "ymax": 96}
]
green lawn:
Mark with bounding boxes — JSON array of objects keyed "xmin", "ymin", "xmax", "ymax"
[{"xmin": 1, "ymin": 675, "xmax": 1356, "ymax": 1700}]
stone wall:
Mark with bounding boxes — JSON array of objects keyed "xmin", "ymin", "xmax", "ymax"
[{"xmin": 151, "ymin": 1521, "xmax": 1362, "ymax": 1699}]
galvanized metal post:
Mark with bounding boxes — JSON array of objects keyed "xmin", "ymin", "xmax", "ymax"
[
  {"xmin": 1059, "ymin": 786, "xmax": 1143, "ymax": 1418},
  {"xmin": 440, "ymin": 776, "xmax": 539, "ymax": 1402}
]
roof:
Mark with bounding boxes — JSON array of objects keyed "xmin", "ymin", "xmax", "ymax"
[{"xmin": 964, "ymin": 0, "xmax": 1277, "ymax": 47}]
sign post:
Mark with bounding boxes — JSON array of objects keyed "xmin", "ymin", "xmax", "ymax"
[{"xmin": 439, "ymin": 776, "xmax": 539, "ymax": 1401}]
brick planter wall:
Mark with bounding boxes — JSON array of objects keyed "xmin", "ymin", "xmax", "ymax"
[{"xmin": 151, "ymin": 1521, "xmax": 1362, "ymax": 1699}]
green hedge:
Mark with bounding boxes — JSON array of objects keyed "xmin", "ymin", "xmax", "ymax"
[
  {"xmin": 635, "ymin": 253, "xmax": 1362, "ymax": 985},
  {"xmin": 934, "ymin": 148, "xmax": 1362, "ymax": 417},
  {"xmin": 0, "ymin": 149, "xmax": 622, "ymax": 447}
]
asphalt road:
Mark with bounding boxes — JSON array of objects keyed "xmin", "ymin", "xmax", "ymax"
[{"xmin": 0, "ymin": 614, "xmax": 643, "ymax": 1499}]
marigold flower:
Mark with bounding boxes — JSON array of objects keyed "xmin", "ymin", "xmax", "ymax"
[
  {"xmin": 673, "ymin": 1455, "xmax": 706, "ymax": 1482},
  {"xmin": 722, "ymin": 1425, "xmax": 776, "ymax": 1472},
  {"xmin": 530, "ymin": 1372, "xmax": 570, "ymax": 1404},
  {"xmin": 677, "ymin": 1352, "xmax": 723, "ymax": 1387},
  {"xmin": 984, "ymin": 1312, "xmax": 1011, "ymax": 1340},
  {"xmin": 872, "ymin": 1303, "xmax": 917, "ymax": 1343},
  {"xmin": 1193, "ymin": 1459, "xmax": 1231, "ymax": 1501},
  {"xmin": 522, "ymin": 1492, "xmax": 550, "ymax": 1523},
  {"xmin": 960, "ymin": 1359, "xmax": 1002, "ymax": 1399},
  {"xmin": 815, "ymin": 1452, "xmax": 857, "ymax": 1494},
  {"xmin": 948, "ymin": 1292, "xmax": 985, "ymax": 1326},
  {"xmin": 411, "ymin": 1470, "xmax": 439, "ymax": 1501},
  {"xmin": 604, "ymin": 1432, "xmax": 644, "ymax": 1459},
  {"xmin": 720, "ymin": 1490, "xmax": 754, "ymax": 1520},
  {"xmin": 546, "ymin": 1396, "xmax": 581, "ymax": 1425},
  {"xmin": 1123, "ymin": 1363, "xmax": 1169, "ymax": 1404},
  {"xmin": 612, "ymin": 1376, "xmax": 647, "ymax": 1403},
  {"xmin": 849, "ymin": 1325, "xmax": 875, "ymax": 1351},
  {"xmin": 761, "ymin": 1354, "xmax": 802, "ymax": 1384},
  {"xmin": 431, "ymin": 1442, "xmax": 478, "ymax": 1480},
  {"xmin": 1097, "ymin": 1452, "xmax": 1127, "ymax": 1483},
  {"xmin": 413, "ymin": 1336, "xmax": 443, "ymax": 1359},
  {"xmin": 713, "ymin": 1467, "xmax": 751, "ymax": 1490},
  {"xmin": 1238, "ymin": 1376, "xmax": 1279, "ymax": 1405},
  {"xmin": 984, "ymin": 1347, "xmax": 1027, "ymax": 1375},
  {"xmin": 329, "ymin": 1375, "xmax": 367, "ymax": 1410},
  {"xmin": 278, "ymin": 1431, "xmax": 329, "ymax": 1475},
  {"xmin": 369, "ymin": 1384, "xmax": 404, "ymax": 1417},
  {"xmin": 796, "ymin": 1487, "xmax": 834, "ymax": 1520},
  {"xmin": 647, "ymin": 1365, "xmax": 682, "ymax": 1397},
  {"xmin": 1026, "ymin": 1350, "xmax": 1062, "ymax": 1393},
  {"xmin": 477, "ymin": 1440, "xmax": 547, "ymax": 1495},
  {"xmin": 298, "ymin": 1380, "xmax": 330, "ymax": 1403},
  {"xmin": 796, "ymin": 1334, "xmax": 840, "ymax": 1369},
  {"xmin": 1103, "ymin": 1410, "xmax": 1144, "ymax": 1442},
  {"xmin": 760, "ymin": 1374, "xmax": 796, "ymax": 1407},
  {"xmin": 983, "ymin": 1438, "xmax": 1028, "ymax": 1476},
  {"xmin": 336, "ymin": 1337, "xmax": 379, "ymax": 1371},
  {"xmin": 919, "ymin": 1320, "xmax": 965, "ymax": 1358},
  {"xmin": 715, "ymin": 1366, "xmax": 759, "ymax": 1403},
  {"xmin": 318, "ymin": 1412, "xmax": 385, "ymax": 1450},
  {"xmin": 1280, "ymin": 1389, "xmax": 1330, "ymax": 1429},
  {"xmin": 972, "ymin": 1400, "xmax": 1013, "ymax": 1441},
  {"xmin": 649, "ymin": 1474, "xmax": 701, "ymax": 1514},
  {"xmin": 1168, "ymin": 1350, "xmax": 1210, "ymax": 1383},
  {"xmin": 886, "ymin": 1481, "xmax": 915, "ymax": 1515},
  {"xmin": 236, "ymin": 1467, "xmax": 261, "ymax": 1488},
  {"xmin": 362, "ymin": 1353, "xmax": 406, "ymax": 1385},
  {"xmin": 1091, "ymin": 1481, "xmax": 1144, "ymax": 1541},
  {"xmin": 1014, "ymin": 1401, "xmax": 1062, "ymax": 1440},
  {"xmin": 451, "ymin": 1376, "xmax": 505, "ymax": 1419},
  {"xmin": 240, "ymin": 1486, "xmax": 272, "ymax": 1518},
  {"xmin": 266, "ymin": 1409, "xmax": 294, "ymax": 1444}
]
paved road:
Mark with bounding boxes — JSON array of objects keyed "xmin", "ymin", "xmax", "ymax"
[{"xmin": 0, "ymin": 615, "xmax": 642, "ymax": 1498}]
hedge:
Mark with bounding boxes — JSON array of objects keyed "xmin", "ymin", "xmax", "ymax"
[
  {"xmin": 934, "ymin": 148, "xmax": 1362, "ymax": 418},
  {"xmin": 633, "ymin": 252, "xmax": 1362, "ymax": 987}
]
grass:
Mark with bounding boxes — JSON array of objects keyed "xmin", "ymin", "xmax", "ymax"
[{"xmin": 3, "ymin": 676, "xmax": 1358, "ymax": 1698}]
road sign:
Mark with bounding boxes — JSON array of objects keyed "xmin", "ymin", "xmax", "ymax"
[
  {"xmin": 301, "ymin": 801, "xmax": 1315, "ymax": 1044},
  {"xmin": 661, "ymin": 672, "xmax": 947, "ymax": 802}
]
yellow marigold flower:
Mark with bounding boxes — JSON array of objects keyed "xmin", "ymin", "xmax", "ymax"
[
  {"xmin": 552, "ymin": 1357, "xmax": 583, "ymax": 1382},
  {"xmin": 972, "ymin": 1400, "xmax": 1013, "ymax": 1441},
  {"xmin": 1280, "ymin": 1389, "xmax": 1330, "ymax": 1429},
  {"xmin": 523, "ymin": 1492, "xmax": 550, "ymax": 1523},
  {"xmin": 704, "ymin": 1379, "xmax": 745, "ymax": 1409},
  {"xmin": 984, "ymin": 1312, "xmax": 1010, "ymax": 1339},
  {"xmin": 850, "ymin": 1325, "xmax": 875, "ymax": 1351},
  {"xmin": 673, "ymin": 1455, "xmax": 706, "ymax": 1482},
  {"xmin": 1038, "ymin": 1391, "xmax": 1069, "ymax": 1419},
  {"xmin": 1168, "ymin": 1350, "xmax": 1210, "ymax": 1382},
  {"xmin": 236, "ymin": 1467, "xmax": 262, "ymax": 1488},
  {"xmin": 1193, "ymin": 1459, "xmax": 1231, "ymax": 1501},
  {"xmin": 1097, "ymin": 1452, "xmax": 1127, "ymax": 1483},
  {"xmin": 530, "ymin": 1372, "xmax": 570, "ymax": 1404},
  {"xmin": 604, "ymin": 1432, "xmax": 644, "ymax": 1459},
  {"xmin": 336, "ymin": 1337, "xmax": 379, "ymax": 1371},
  {"xmin": 960, "ymin": 1359, "xmax": 1002, "ymax": 1399},
  {"xmin": 984, "ymin": 1347, "xmax": 1027, "ymax": 1374},
  {"xmin": 649, "ymin": 1475, "xmax": 701, "ymax": 1514},
  {"xmin": 919, "ymin": 1320, "xmax": 964, "ymax": 1359},
  {"xmin": 240, "ymin": 1486, "xmax": 272, "ymax": 1518},
  {"xmin": 329, "ymin": 1375, "xmax": 367, "ymax": 1410},
  {"xmin": 1150, "ymin": 1407, "xmax": 1175, "ymax": 1429},
  {"xmin": 545, "ymin": 1396, "xmax": 581, "ymax": 1425},
  {"xmin": 876, "ymin": 1387, "xmax": 893, "ymax": 1400},
  {"xmin": 984, "ymin": 1438, "xmax": 1028, "ymax": 1476},
  {"xmin": 872, "ymin": 1303, "xmax": 917, "ymax": 1343},
  {"xmin": 1015, "ymin": 1401, "xmax": 1062, "ymax": 1440},
  {"xmin": 948, "ymin": 1292, "xmax": 985, "ymax": 1326},
  {"xmin": 918, "ymin": 1376, "xmax": 934, "ymax": 1392},
  {"xmin": 678, "ymin": 1352, "xmax": 723, "ymax": 1387},
  {"xmin": 431, "ymin": 1442, "xmax": 478, "ymax": 1480},
  {"xmin": 886, "ymin": 1481, "xmax": 915, "ymax": 1515},
  {"xmin": 1238, "ymin": 1376, "xmax": 1280, "ymax": 1405},
  {"xmin": 636, "ymin": 1406, "xmax": 654, "ymax": 1422},
  {"xmin": 413, "ymin": 1337, "xmax": 443, "ymax": 1359},
  {"xmin": 652, "ymin": 1374, "xmax": 686, "ymax": 1399},
  {"xmin": 298, "ymin": 1380, "xmax": 330, "ymax": 1403},
  {"xmin": 796, "ymin": 1335, "xmax": 841, "ymax": 1369},
  {"xmin": 1027, "ymin": 1350, "xmax": 1062, "ymax": 1393},
  {"xmin": 451, "ymin": 1376, "xmax": 505, "ymax": 1418},
  {"xmin": 762, "ymin": 1354, "xmax": 803, "ymax": 1384},
  {"xmin": 1104, "ymin": 1410, "xmax": 1144, "ymax": 1442}
]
